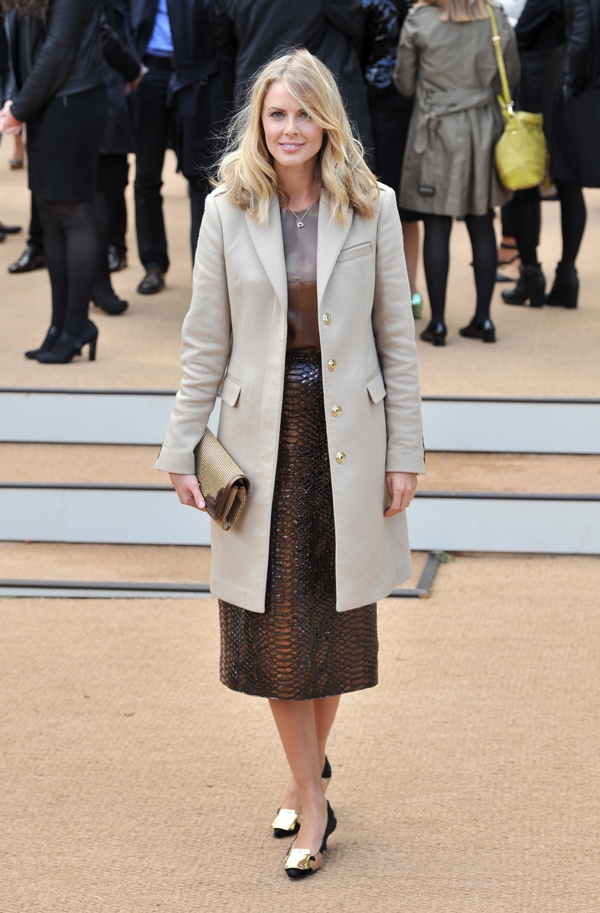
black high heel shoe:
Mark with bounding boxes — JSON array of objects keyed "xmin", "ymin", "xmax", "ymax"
[
  {"xmin": 24, "ymin": 325, "xmax": 61, "ymax": 360},
  {"xmin": 420, "ymin": 321, "xmax": 447, "ymax": 347},
  {"xmin": 459, "ymin": 318, "xmax": 496, "ymax": 343},
  {"xmin": 272, "ymin": 757, "xmax": 332, "ymax": 838},
  {"xmin": 36, "ymin": 320, "xmax": 98, "ymax": 364},
  {"xmin": 284, "ymin": 801, "xmax": 337, "ymax": 879}
]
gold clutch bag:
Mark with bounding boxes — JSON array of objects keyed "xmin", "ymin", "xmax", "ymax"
[{"xmin": 193, "ymin": 429, "xmax": 249, "ymax": 531}]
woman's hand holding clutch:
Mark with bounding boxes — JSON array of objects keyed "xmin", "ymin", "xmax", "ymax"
[{"xmin": 169, "ymin": 473, "xmax": 206, "ymax": 511}]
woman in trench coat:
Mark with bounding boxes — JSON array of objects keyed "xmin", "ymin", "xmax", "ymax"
[
  {"xmin": 394, "ymin": 0, "xmax": 520, "ymax": 345},
  {"xmin": 155, "ymin": 48, "xmax": 424, "ymax": 879}
]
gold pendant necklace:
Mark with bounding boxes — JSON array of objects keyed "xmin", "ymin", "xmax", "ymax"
[{"xmin": 288, "ymin": 203, "xmax": 314, "ymax": 228}]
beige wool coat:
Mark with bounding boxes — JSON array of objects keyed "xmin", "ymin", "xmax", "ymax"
[
  {"xmin": 394, "ymin": 4, "xmax": 520, "ymax": 217},
  {"xmin": 155, "ymin": 183, "xmax": 425, "ymax": 613}
]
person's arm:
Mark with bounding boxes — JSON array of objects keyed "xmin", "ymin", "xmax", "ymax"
[
  {"xmin": 393, "ymin": 12, "xmax": 419, "ymax": 97},
  {"xmin": 371, "ymin": 188, "xmax": 426, "ymax": 486},
  {"xmin": 155, "ymin": 193, "xmax": 232, "ymax": 479},
  {"xmin": 211, "ymin": 0, "xmax": 238, "ymax": 60},
  {"xmin": 100, "ymin": 12, "xmax": 143, "ymax": 83},
  {"xmin": 562, "ymin": 0, "xmax": 592, "ymax": 100},
  {"xmin": 11, "ymin": 0, "xmax": 95, "ymax": 122}
]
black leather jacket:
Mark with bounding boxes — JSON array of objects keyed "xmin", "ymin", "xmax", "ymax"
[{"xmin": 8, "ymin": 0, "xmax": 107, "ymax": 123}]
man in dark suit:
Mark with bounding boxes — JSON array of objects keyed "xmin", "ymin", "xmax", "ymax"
[{"xmin": 123, "ymin": 0, "xmax": 233, "ymax": 288}]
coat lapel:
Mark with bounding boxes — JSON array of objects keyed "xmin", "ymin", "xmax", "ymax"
[
  {"xmin": 245, "ymin": 197, "xmax": 288, "ymax": 311},
  {"xmin": 317, "ymin": 195, "xmax": 353, "ymax": 306}
]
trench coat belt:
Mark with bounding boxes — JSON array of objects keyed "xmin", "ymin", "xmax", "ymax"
[{"xmin": 414, "ymin": 87, "xmax": 495, "ymax": 154}]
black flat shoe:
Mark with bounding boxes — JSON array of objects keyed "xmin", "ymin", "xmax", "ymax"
[
  {"xmin": 284, "ymin": 801, "xmax": 337, "ymax": 879},
  {"xmin": 459, "ymin": 318, "xmax": 496, "ymax": 343},
  {"xmin": 36, "ymin": 320, "xmax": 98, "ymax": 364},
  {"xmin": 137, "ymin": 267, "xmax": 165, "ymax": 295},
  {"xmin": 272, "ymin": 757, "xmax": 332, "ymax": 838},
  {"xmin": 8, "ymin": 245, "xmax": 46, "ymax": 274},
  {"xmin": 24, "ymin": 325, "xmax": 61, "ymax": 359},
  {"xmin": 420, "ymin": 321, "xmax": 447, "ymax": 347},
  {"xmin": 108, "ymin": 245, "xmax": 128, "ymax": 273},
  {"xmin": 0, "ymin": 221, "xmax": 22, "ymax": 234}
]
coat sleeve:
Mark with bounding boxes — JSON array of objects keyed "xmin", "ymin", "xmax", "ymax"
[
  {"xmin": 11, "ymin": 0, "xmax": 91, "ymax": 122},
  {"xmin": 155, "ymin": 193, "xmax": 233, "ymax": 474},
  {"xmin": 372, "ymin": 188, "xmax": 425, "ymax": 474},
  {"xmin": 498, "ymin": 8, "xmax": 521, "ymax": 89},
  {"xmin": 393, "ymin": 11, "xmax": 418, "ymax": 97}
]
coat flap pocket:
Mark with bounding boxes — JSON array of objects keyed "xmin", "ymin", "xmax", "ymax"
[
  {"xmin": 366, "ymin": 368, "xmax": 386, "ymax": 404},
  {"xmin": 337, "ymin": 241, "xmax": 372, "ymax": 263},
  {"xmin": 220, "ymin": 373, "xmax": 242, "ymax": 407}
]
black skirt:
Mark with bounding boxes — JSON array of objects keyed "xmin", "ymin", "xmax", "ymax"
[
  {"xmin": 219, "ymin": 352, "xmax": 379, "ymax": 700},
  {"xmin": 27, "ymin": 85, "xmax": 108, "ymax": 203}
]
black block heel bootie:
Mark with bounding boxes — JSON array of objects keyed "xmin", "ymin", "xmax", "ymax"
[
  {"xmin": 36, "ymin": 320, "xmax": 98, "ymax": 364},
  {"xmin": 25, "ymin": 325, "xmax": 61, "ymax": 360},
  {"xmin": 501, "ymin": 264, "xmax": 545, "ymax": 308},
  {"xmin": 545, "ymin": 262, "xmax": 579, "ymax": 309}
]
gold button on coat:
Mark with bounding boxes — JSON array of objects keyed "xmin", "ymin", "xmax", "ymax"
[
  {"xmin": 327, "ymin": 359, "xmax": 337, "ymax": 371},
  {"xmin": 336, "ymin": 452, "xmax": 346, "ymax": 464},
  {"xmin": 322, "ymin": 313, "xmax": 332, "ymax": 325},
  {"xmin": 331, "ymin": 404, "xmax": 342, "ymax": 417}
]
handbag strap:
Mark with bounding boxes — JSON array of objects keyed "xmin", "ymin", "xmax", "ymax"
[{"xmin": 487, "ymin": 4, "xmax": 512, "ymax": 111}]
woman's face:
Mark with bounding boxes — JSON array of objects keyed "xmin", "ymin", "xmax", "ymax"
[{"xmin": 261, "ymin": 81, "xmax": 325, "ymax": 177}]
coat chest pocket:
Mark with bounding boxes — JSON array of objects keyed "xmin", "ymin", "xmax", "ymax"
[
  {"xmin": 366, "ymin": 368, "xmax": 386, "ymax": 404},
  {"xmin": 220, "ymin": 373, "xmax": 242, "ymax": 407},
  {"xmin": 337, "ymin": 242, "xmax": 373, "ymax": 263}
]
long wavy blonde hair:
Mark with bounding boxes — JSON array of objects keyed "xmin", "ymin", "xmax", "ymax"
[{"xmin": 216, "ymin": 48, "xmax": 380, "ymax": 224}]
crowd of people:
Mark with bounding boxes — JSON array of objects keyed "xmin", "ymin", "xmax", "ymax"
[{"xmin": 0, "ymin": 0, "xmax": 598, "ymax": 362}]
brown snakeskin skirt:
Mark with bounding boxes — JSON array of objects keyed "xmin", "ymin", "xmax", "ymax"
[{"xmin": 219, "ymin": 352, "xmax": 378, "ymax": 700}]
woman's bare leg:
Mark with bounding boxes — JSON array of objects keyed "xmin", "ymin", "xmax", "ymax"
[
  {"xmin": 278, "ymin": 695, "xmax": 340, "ymax": 811},
  {"xmin": 269, "ymin": 698, "xmax": 329, "ymax": 855}
]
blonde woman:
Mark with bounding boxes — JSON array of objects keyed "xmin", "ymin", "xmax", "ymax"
[
  {"xmin": 395, "ymin": 0, "xmax": 520, "ymax": 345},
  {"xmin": 155, "ymin": 48, "xmax": 424, "ymax": 878}
]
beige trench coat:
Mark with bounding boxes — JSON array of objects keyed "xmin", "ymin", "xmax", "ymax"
[
  {"xmin": 155, "ymin": 184, "xmax": 425, "ymax": 613},
  {"xmin": 394, "ymin": 4, "xmax": 520, "ymax": 217}
]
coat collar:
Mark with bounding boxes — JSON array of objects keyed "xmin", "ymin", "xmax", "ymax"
[{"xmin": 245, "ymin": 193, "xmax": 354, "ymax": 310}]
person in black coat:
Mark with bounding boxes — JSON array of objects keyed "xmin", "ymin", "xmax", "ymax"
[
  {"xmin": 501, "ymin": 0, "xmax": 596, "ymax": 310},
  {"xmin": 168, "ymin": 0, "xmax": 234, "ymax": 260},
  {"xmin": 92, "ymin": 0, "xmax": 146, "ymax": 315},
  {"xmin": 0, "ymin": 10, "xmax": 23, "ymax": 243},
  {"xmin": 1, "ymin": 0, "xmax": 108, "ymax": 364},
  {"xmin": 212, "ymin": 0, "xmax": 373, "ymax": 149}
]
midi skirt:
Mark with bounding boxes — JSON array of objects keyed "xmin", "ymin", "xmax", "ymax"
[{"xmin": 219, "ymin": 352, "xmax": 379, "ymax": 700}]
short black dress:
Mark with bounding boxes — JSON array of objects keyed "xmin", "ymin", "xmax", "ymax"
[{"xmin": 219, "ymin": 205, "xmax": 379, "ymax": 701}]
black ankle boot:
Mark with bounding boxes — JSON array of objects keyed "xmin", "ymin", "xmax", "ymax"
[
  {"xmin": 420, "ymin": 321, "xmax": 447, "ymax": 347},
  {"xmin": 501, "ymin": 264, "xmax": 545, "ymax": 308},
  {"xmin": 545, "ymin": 262, "xmax": 578, "ymax": 309},
  {"xmin": 36, "ymin": 320, "xmax": 98, "ymax": 364},
  {"xmin": 25, "ymin": 325, "xmax": 61, "ymax": 360}
]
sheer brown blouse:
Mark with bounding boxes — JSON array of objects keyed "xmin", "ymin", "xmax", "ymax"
[{"xmin": 281, "ymin": 204, "xmax": 320, "ymax": 353}]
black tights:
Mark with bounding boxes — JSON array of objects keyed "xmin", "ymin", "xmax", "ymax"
[
  {"xmin": 511, "ymin": 180, "xmax": 586, "ymax": 267},
  {"xmin": 423, "ymin": 210, "xmax": 496, "ymax": 324},
  {"xmin": 35, "ymin": 195, "xmax": 100, "ymax": 337}
]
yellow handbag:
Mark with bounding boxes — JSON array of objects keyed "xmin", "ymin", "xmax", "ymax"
[{"xmin": 488, "ymin": 5, "xmax": 546, "ymax": 191}]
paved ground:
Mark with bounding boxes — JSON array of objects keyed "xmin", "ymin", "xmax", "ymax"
[{"xmin": 1, "ymin": 141, "xmax": 599, "ymax": 911}]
